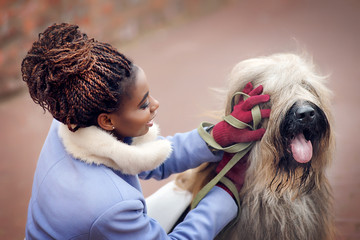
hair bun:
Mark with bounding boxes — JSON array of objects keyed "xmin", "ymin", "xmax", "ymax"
[
  {"xmin": 35, "ymin": 23, "xmax": 95, "ymax": 83},
  {"xmin": 41, "ymin": 23, "xmax": 86, "ymax": 48}
]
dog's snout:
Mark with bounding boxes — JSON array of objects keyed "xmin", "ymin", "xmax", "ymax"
[{"xmin": 295, "ymin": 105, "xmax": 315, "ymax": 123}]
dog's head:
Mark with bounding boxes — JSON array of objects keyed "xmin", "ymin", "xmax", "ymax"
[{"xmin": 225, "ymin": 53, "xmax": 334, "ymax": 195}]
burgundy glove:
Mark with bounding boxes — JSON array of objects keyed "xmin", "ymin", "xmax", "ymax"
[
  {"xmin": 212, "ymin": 82, "xmax": 271, "ymax": 147},
  {"xmin": 214, "ymin": 82, "xmax": 271, "ymax": 195},
  {"xmin": 216, "ymin": 152, "xmax": 249, "ymax": 193}
]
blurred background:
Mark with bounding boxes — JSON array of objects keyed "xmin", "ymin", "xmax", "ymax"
[{"xmin": 0, "ymin": 0, "xmax": 359, "ymax": 239}]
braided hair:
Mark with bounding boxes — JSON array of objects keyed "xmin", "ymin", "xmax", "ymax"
[{"xmin": 21, "ymin": 23, "xmax": 135, "ymax": 132}]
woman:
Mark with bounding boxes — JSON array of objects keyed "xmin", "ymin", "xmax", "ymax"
[{"xmin": 22, "ymin": 23, "xmax": 269, "ymax": 239}]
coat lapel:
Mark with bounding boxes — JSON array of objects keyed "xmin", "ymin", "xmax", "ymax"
[{"xmin": 58, "ymin": 123, "xmax": 172, "ymax": 175}]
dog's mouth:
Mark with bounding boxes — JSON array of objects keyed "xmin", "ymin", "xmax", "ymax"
[{"xmin": 280, "ymin": 101, "xmax": 329, "ymax": 166}]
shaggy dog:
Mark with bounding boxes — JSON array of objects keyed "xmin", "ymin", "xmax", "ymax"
[{"xmin": 175, "ymin": 53, "xmax": 335, "ymax": 240}]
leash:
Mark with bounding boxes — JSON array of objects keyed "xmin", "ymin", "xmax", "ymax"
[{"xmin": 191, "ymin": 91, "xmax": 262, "ymax": 236}]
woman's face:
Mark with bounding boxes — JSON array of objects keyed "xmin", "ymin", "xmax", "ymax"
[{"xmin": 108, "ymin": 66, "xmax": 159, "ymax": 140}]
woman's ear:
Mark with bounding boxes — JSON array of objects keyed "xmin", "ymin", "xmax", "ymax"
[{"xmin": 97, "ymin": 113, "xmax": 114, "ymax": 131}]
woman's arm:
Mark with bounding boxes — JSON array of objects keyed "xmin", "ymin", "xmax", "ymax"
[
  {"xmin": 139, "ymin": 128, "xmax": 222, "ymax": 180},
  {"xmin": 90, "ymin": 186, "xmax": 236, "ymax": 240}
]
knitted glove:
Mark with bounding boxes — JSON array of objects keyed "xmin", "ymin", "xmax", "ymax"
[
  {"xmin": 216, "ymin": 152, "xmax": 249, "ymax": 193},
  {"xmin": 214, "ymin": 82, "xmax": 270, "ymax": 195},
  {"xmin": 212, "ymin": 82, "xmax": 271, "ymax": 147}
]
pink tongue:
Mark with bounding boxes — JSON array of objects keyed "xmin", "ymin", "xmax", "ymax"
[{"xmin": 290, "ymin": 133, "xmax": 313, "ymax": 163}]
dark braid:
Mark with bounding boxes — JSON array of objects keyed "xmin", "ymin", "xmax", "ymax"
[{"xmin": 21, "ymin": 23, "xmax": 135, "ymax": 131}]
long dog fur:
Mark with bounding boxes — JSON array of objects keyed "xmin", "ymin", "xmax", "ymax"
[{"xmin": 176, "ymin": 53, "xmax": 335, "ymax": 240}]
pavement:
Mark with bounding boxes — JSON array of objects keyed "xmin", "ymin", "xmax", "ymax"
[{"xmin": 1, "ymin": 0, "xmax": 359, "ymax": 239}]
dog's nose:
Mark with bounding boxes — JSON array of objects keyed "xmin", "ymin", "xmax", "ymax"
[{"xmin": 295, "ymin": 105, "xmax": 315, "ymax": 123}]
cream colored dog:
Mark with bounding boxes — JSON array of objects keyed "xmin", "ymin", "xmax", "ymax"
[{"xmin": 149, "ymin": 53, "xmax": 335, "ymax": 240}]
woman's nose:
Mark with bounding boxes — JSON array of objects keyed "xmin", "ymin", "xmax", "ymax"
[{"xmin": 150, "ymin": 96, "xmax": 159, "ymax": 112}]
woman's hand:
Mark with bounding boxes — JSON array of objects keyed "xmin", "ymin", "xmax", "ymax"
[{"xmin": 212, "ymin": 82, "xmax": 271, "ymax": 147}]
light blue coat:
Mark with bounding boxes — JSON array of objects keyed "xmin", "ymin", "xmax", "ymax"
[{"xmin": 25, "ymin": 120, "xmax": 237, "ymax": 239}]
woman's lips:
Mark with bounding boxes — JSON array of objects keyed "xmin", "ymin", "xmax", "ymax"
[
  {"xmin": 147, "ymin": 113, "xmax": 157, "ymax": 127},
  {"xmin": 147, "ymin": 119, "xmax": 154, "ymax": 127}
]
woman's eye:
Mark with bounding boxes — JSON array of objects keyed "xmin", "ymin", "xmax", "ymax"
[{"xmin": 140, "ymin": 100, "xmax": 150, "ymax": 109}]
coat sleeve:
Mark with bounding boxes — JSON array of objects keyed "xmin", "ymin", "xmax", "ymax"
[
  {"xmin": 89, "ymin": 186, "xmax": 237, "ymax": 240},
  {"xmin": 139, "ymin": 129, "xmax": 223, "ymax": 180}
]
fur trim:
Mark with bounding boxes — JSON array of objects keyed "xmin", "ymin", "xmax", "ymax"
[{"xmin": 58, "ymin": 123, "xmax": 172, "ymax": 175}]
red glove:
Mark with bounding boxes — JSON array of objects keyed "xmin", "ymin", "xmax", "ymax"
[
  {"xmin": 214, "ymin": 82, "xmax": 271, "ymax": 196},
  {"xmin": 212, "ymin": 82, "xmax": 271, "ymax": 147},
  {"xmin": 216, "ymin": 152, "xmax": 249, "ymax": 193}
]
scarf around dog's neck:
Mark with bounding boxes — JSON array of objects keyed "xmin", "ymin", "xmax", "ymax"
[{"xmin": 58, "ymin": 123, "xmax": 173, "ymax": 175}]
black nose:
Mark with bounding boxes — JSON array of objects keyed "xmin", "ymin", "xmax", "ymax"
[{"xmin": 295, "ymin": 105, "xmax": 315, "ymax": 123}]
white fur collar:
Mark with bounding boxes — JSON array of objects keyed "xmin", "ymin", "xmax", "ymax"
[{"xmin": 58, "ymin": 123, "xmax": 172, "ymax": 175}]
